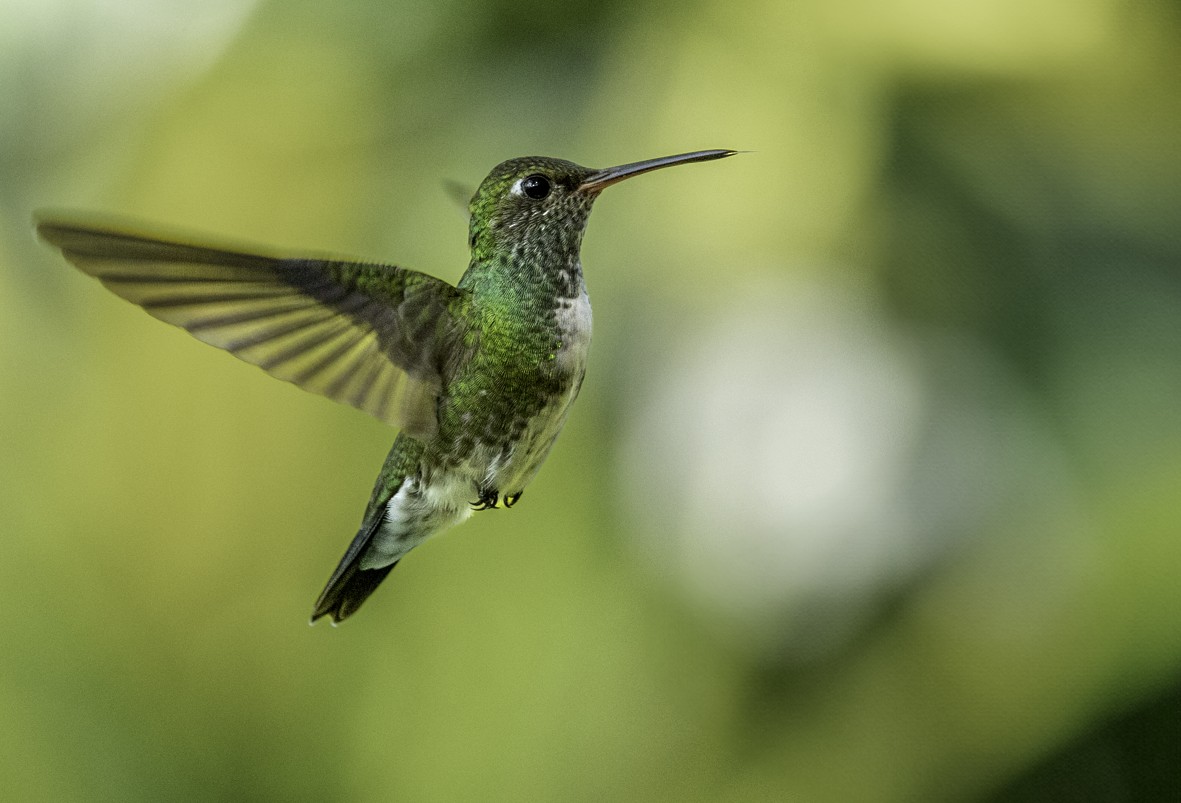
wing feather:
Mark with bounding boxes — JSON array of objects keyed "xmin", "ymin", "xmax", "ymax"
[{"xmin": 36, "ymin": 213, "xmax": 464, "ymax": 437}]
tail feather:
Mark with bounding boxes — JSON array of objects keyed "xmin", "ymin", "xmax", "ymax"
[
  {"xmin": 311, "ymin": 560, "xmax": 399, "ymax": 624},
  {"xmin": 311, "ymin": 514, "xmax": 398, "ymax": 624}
]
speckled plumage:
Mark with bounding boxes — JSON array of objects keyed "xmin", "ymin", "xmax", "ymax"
[
  {"xmin": 36, "ymin": 149, "xmax": 735, "ymax": 623},
  {"xmin": 319, "ymin": 157, "xmax": 600, "ymax": 621}
]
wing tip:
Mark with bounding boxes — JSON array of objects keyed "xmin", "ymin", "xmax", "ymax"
[
  {"xmin": 31, "ymin": 209, "xmax": 322, "ymax": 263},
  {"xmin": 33, "ymin": 209, "xmax": 83, "ymax": 250}
]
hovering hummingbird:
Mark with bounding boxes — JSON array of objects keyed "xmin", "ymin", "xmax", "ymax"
[{"xmin": 36, "ymin": 149, "xmax": 735, "ymax": 623}]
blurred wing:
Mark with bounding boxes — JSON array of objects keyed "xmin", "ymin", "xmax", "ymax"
[{"xmin": 37, "ymin": 214, "xmax": 464, "ymax": 438}]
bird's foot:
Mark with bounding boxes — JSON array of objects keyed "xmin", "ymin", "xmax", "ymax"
[
  {"xmin": 471, "ymin": 489, "xmax": 500, "ymax": 510},
  {"xmin": 470, "ymin": 489, "xmax": 523, "ymax": 510}
]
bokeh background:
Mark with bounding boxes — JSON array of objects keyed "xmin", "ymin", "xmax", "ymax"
[{"xmin": 2, "ymin": 0, "xmax": 1179, "ymax": 800}]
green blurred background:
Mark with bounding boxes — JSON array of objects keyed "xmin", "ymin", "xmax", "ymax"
[{"xmin": 3, "ymin": 0, "xmax": 1179, "ymax": 800}]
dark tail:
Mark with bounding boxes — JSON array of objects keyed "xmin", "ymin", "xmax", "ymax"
[
  {"xmin": 311, "ymin": 561, "xmax": 398, "ymax": 624},
  {"xmin": 310, "ymin": 517, "xmax": 398, "ymax": 625}
]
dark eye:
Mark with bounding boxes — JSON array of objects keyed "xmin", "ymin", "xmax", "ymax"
[{"xmin": 520, "ymin": 174, "xmax": 551, "ymax": 200}]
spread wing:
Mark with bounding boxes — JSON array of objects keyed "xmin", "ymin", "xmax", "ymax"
[{"xmin": 36, "ymin": 213, "xmax": 464, "ymax": 438}]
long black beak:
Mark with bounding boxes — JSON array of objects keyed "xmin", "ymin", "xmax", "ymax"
[{"xmin": 578, "ymin": 150, "xmax": 737, "ymax": 192}]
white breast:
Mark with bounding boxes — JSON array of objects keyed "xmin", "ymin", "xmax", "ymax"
[{"xmin": 554, "ymin": 288, "xmax": 593, "ymax": 373}]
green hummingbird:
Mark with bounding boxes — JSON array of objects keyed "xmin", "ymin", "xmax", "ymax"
[{"xmin": 36, "ymin": 149, "xmax": 735, "ymax": 623}]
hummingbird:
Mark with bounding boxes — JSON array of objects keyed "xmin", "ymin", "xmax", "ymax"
[{"xmin": 36, "ymin": 149, "xmax": 735, "ymax": 623}]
